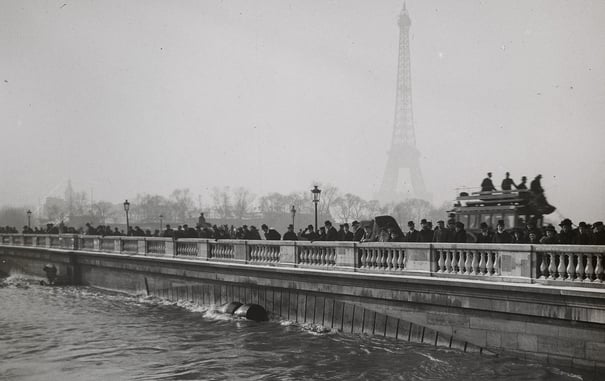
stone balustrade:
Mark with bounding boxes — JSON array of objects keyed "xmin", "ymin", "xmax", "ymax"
[{"xmin": 1, "ymin": 233, "xmax": 603, "ymax": 287}]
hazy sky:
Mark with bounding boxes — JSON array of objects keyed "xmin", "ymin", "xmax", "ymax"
[{"xmin": 2, "ymin": 0, "xmax": 604, "ymax": 222}]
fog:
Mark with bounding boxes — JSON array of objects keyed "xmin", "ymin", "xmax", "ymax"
[{"xmin": 1, "ymin": 0, "xmax": 604, "ymax": 222}]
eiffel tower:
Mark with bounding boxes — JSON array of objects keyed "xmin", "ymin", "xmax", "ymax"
[{"xmin": 377, "ymin": 3, "xmax": 429, "ymax": 204}]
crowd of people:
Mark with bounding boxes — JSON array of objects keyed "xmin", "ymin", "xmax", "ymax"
[{"xmin": 2, "ymin": 216, "xmax": 604, "ymax": 245}]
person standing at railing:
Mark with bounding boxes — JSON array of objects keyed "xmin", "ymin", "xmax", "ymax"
[
  {"xmin": 432, "ymin": 220, "xmax": 449, "ymax": 242},
  {"xmin": 539, "ymin": 225, "xmax": 558, "ymax": 244},
  {"xmin": 453, "ymin": 222, "xmax": 468, "ymax": 243},
  {"xmin": 476, "ymin": 222, "xmax": 493, "ymax": 243},
  {"xmin": 419, "ymin": 220, "xmax": 434, "ymax": 242},
  {"xmin": 282, "ymin": 224, "xmax": 298, "ymax": 241},
  {"xmin": 558, "ymin": 219, "xmax": 577, "ymax": 244},
  {"xmin": 301, "ymin": 225, "xmax": 318, "ymax": 241},
  {"xmin": 492, "ymin": 220, "xmax": 513, "ymax": 243},
  {"xmin": 360, "ymin": 225, "xmax": 376, "ymax": 243},
  {"xmin": 592, "ymin": 222, "xmax": 605, "ymax": 245},
  {"xmin": 261, "ymin": 224, "xmax": 281, "ymax": 240},
  {"xmin": 351, "ymin": 221, "xmax": 364, "ymax": 242},
  {"xmin": 341, "ymin": 223, "xmax": 354, "ymax": 241},
  {"xmin": 324, "ymin": 221, "xmax": 338, "ymax": 241},
  {"xmin": 404, "ymin": 221, "xmax": 420, "ymax": 242},
  {"xmin": 576, "ymin": 222, "xmax": 592, "ymax": 245}
]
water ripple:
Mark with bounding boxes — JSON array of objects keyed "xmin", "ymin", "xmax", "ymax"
[{"xmin": 0, "ymin": 276, "xmax": 596, "ymax": 381}]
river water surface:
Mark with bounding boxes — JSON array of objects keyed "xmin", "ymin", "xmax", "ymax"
[{"xmin": 0, "ymin": 274, "xmax": 594, "ymax": 380}]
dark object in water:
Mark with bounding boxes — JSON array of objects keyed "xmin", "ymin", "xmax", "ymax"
[
  {"xmin": 42, "ymin": 264, "xmax": 58, "ymax": 285},
  {"xmin": 223, "ymin": 301, "xmax": 243, "ymax": 315},
  {"xmin": 233, "ymin": 303, "xmax": 268, "ymax": 322}
]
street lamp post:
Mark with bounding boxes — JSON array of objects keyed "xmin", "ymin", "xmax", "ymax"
[
  {"xmin": 123, "ymin": 200, "xmax": 130, "ymax": 235},
  {"xmin": 311, "ymin": 186, "xmax": 321, "ymax": 231},
  {"xmin": 290, "ymin": 205, "xmax": 296, "ymax": 230},
  {"xmin": 26, "ymin": 210, "xmax": 32, "ymax": 229},
  {"xmin": 159, "ymin": 214, "xmax": 164, "ymax": 231}
]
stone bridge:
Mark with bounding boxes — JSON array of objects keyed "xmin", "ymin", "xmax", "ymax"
[{"xmin": 1, "ymin": 233, "xmax": 603, "ymax": 373}]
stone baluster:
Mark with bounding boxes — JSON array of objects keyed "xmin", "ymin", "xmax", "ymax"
[
  {"xmin": 471, "ymin": 251, "xmax": 479, "ymax": 275},
  {"xmin": 575, "ymin": 253, "xmax": 585, "ymax": 281},
  {"xmin": 547, "ymin": 253, "xmax": 556, "ymax": 279},
  {"xmin": 557, "ymin": 253, "xmax": 566, "ymax": 280},
  {"xmin": 486, "ymin": 252, "xmax": 494, "ymax": 276},
  {"xmin": 445, "ymin": 251, "xmax": 452, "ymax": 273},
  {"xmin": 595, "ymin": 255, "xmax": 603, "ymax": 283},
  {"xmin": 539, "ymin": 254, "xmax": 548, "ymax": 279},
  {"xmin": 566, "ymin": 253, "xmax": 575, "ymax": 281},
  {"xmin": 585, "ymin": 253, "xmax": 595, "ymax": 282},
  {"xmin": 478, "ymin": 252, "xmax": 486, "ymax": 275},
  {"xmin": 437, "ymin": 251, "xmax": 445, "ymax": 273}
]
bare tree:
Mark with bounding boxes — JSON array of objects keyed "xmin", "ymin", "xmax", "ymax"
[
  {"xmin": 211, "ymin": 187, "xmax": 232, "ymax": 218},
  {"xmin": 258, "ymin": 192, "xmax": 289, "ymax": 214},
  {"xmin": 232, "ymin": 187, "xmax": 255, "ymax": 221},
  {"xmin": 170, "ymin": 189, "xmax": 196, "ymax": 221}
]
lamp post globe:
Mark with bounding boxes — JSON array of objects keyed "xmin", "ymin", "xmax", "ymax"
[{"xmin": 311, "ymin": 186, "xmax": 321, "ymax": 231}]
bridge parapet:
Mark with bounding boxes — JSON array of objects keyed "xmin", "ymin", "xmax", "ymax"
[{"xmin": 1, "ymin": 233, "xmax": 603, "ymax": 288}]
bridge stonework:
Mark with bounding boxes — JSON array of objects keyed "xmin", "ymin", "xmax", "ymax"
[{"xmin": 1, "ymin": 234, "xmax": 604, "ymax": 374}]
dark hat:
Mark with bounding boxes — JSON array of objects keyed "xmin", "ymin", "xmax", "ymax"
[
  {"xmin": 250, "ymin": 225, "xmax": 257, "ymax": 230},
  {"xmin": 559, "ymin": 218, "xmax": 572, "ymax": 227},
  {"xmin": 487, "ymin": 172, "xmax": 492, "ymax": 176},
  {"xmin": 343, "ymin": 223, "xmax": 349, "ymax": 228},
  {"xmin": 407, "ymin": 221, "xmax": 415, "ymax": 227},
  {"xmin": 447, "ymin": 219, "xmax": 456, "ymax": 226},
  {"xmin": 420, "ymin": 219, "xmax": 427, "ymax": 224},
  {"xmin": 455, "ymin": 221, "xmax": 464, "ymax": 228},
  {"xmin": 480, "ymin": 222, "xmax": 489, "ymax": 229},
  {"xmin": 242, "ymin": 224, "xmax": 248, "ymax": 228},
  {"xmin": 324, "ymin": 220, "xmax": 332, "ymax": 226},
  {"xmin": 593, "ymin": 221, "xmax": 604, "ymax": 228},
  {"xmin": 505, "ymin": 171, "xmax": 510, "ymax": 176},
  {"xmin": 545, "ymin": 224, "xmax": 556, "ymax": 232},
  {"xmin": 437, "ymin": 220, "xmax": 444, "ymax": 224},
  {"xmin": 261, "ymin": 224, "xmax": 268, "ymax": 229},
  {"xmin": 578, "ymin": 221, "xmax": 588, "ymax": 228},
  {"xmin": 287, "ymin": 224, "xmax": 294, "ymax": 229},
  {"xmin": 352, "ymin": 221, "xmax": 359, "ymax": 226},
  {"xmin": 307, "ymin": 224, "xmax": 314, "ymax": 229},
  {"xmin": 521, "ymin": 176, "xmax": 527, "ymax": 180},
  {"xmin": 497, "ymin": 220, "xmax": 505, "ymax": 226}
]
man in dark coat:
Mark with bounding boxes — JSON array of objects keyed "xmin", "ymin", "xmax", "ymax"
[
  {"xmin": 324, "ymin": 221, "xmax": 338, "ymax": 241},
  {"xmin": 558, "ymin": 219, "xmax": 577, "ymax": 244},
  {"xmin": 432, "ymin": 220, "xmax": 449, "ymax": 242},
  {"xmin": 575, "ymin": 222, "xmax": 592, "ymax": 245},
  {"xmin": 454, "ymin": 222, "xmax": 467, "ymax": 243},
  {"xmin": 282, "ymin": 224, "xmax": 298, "ymax": 241},
  {"xmin": 301, "ymin": 225, "xmax": 318, "ymax": 241},
  {"xmin": 419, "ymin": 219, "xmax": 434, "ymax": 242},
  {"xmin": 592, "ymin": 222, "xmax": 605, "ymax": 245},
  {"xmin": 481, "ymin": 172, "xmax": 497, "ymax": 192},
  {"xmin": 476, "ymin": 222, "xmax": 493, "ymax": 243},
  {"xmin": 352, "ymin": 221, "xmax": 364, "ymax": 242},
  {"xmin": 261, "ymin": 224, "xmax": 281, "ymax": 240},
  {"xmin": 405, "ymin": 221, "xmax": 421, "ymax": 242},
  {"xmin": 342, "ymin": 223, "xmax": 354, "ymax": 241},
  {"xmin": 247, "ymin": 226, "xmax": 262, "ymax": 240},
  {"xmin": 539, "ymin": 225, "xmax": 558, "ymax": 244},
  {"xmin": 492, "ymin": 220, "xmax": 513, "ymax": 243},
  {"xmin": 501, "ymin": 172, "xmax": 517, "ymax": 191}
]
